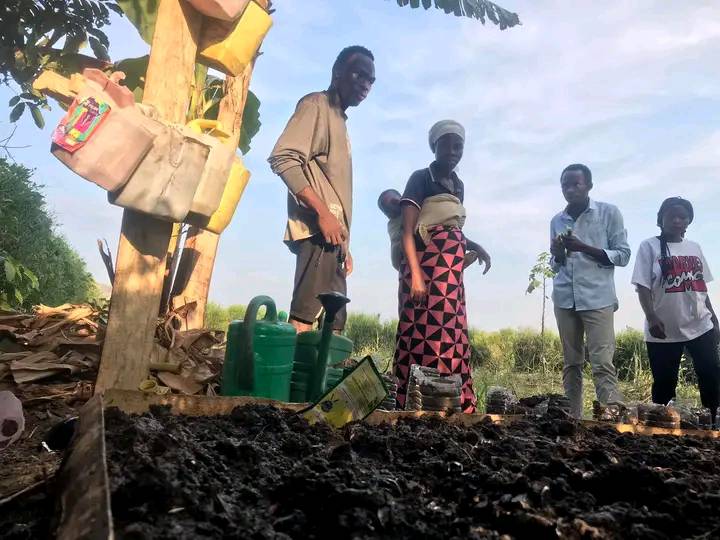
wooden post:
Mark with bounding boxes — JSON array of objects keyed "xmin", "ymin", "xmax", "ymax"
[
  {"xmin": 171, "ymin": 66, "xmax": 254, "ymax": 328},
  {"xmin": 95, "ymin": 0, "xmax": 201, "ymax": 394}
]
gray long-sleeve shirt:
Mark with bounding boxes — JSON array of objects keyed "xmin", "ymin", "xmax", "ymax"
[{"xmin": 268, "ymin": 90, "xmax": 352, "ymax": 244}]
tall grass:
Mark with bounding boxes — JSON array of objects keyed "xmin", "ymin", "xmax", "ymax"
[{"xmin": 207, "ymin": 303, "xmax": 702, "ymax": 412}]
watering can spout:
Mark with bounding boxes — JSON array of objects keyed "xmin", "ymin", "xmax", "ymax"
[
  {"xmin": 309, "ymin": 292, "xmax": 350, "ymax": 399},
  {"xmin": 318, "ymin": 292, "xmax": 350, "ymax": 327}
]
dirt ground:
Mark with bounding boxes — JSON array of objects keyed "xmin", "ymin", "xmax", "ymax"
[
  {"xmin": 103, "ymin": 405, "xmax": 720, "ymax": 540},
  {"xmin": 0, "ymin": 382, "xmax": 83, "ymax": 540}
]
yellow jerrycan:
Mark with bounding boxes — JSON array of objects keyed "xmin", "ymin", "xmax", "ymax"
[
  {"xmin": 198, "ymin": 0, "xmax": 272, "ymax": 76},
  {"xmin": 186, "ymin": 0, "xmax": 251, "ymax": 21},
  {"xmin": 204, "ymin": 156, "xmax": 251, "ymax": 233}
]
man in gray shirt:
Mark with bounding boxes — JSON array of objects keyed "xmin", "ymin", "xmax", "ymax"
[
  {"xmin": 550, "ymin": 163, "xmax": 630, "ymax": 418},
  {"xmin": 268, "ymin": 46, "xmax": 375, "ymax": 332}
]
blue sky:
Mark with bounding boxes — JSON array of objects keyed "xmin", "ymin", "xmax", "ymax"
[{"xmin": 1, "ymin": 0, "xmax": 719, "ymax": 331}]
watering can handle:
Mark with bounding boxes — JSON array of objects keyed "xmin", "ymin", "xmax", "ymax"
[{"xmin": 239, "ymin": 296, "xmax": 278, "ymax": 391}]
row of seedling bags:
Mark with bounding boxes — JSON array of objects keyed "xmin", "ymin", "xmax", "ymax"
[
  {"xmin": 48, "ymin": 0, "xmax": 273, "ymax": 233},
  {"xmin": 487, "ymin": 386, "xmax": 716, "ymax": 430}
]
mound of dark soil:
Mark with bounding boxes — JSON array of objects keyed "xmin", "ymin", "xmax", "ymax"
[{"xmin": 104, "ymin": 405, "xmax": 720, "ymax": 539}]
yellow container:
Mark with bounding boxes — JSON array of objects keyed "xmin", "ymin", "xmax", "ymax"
[
  {"xmin": 185, "ymin": 118, "xmax": 235, "ymax": 224},
  {"xmin": 205, "ymin": 157, "xmax": 250, "ymax": 233},
  {"xmin": 33, "ymin": 71, "xmax": 89, "ymax": 106},
  {"xmin": 198, "ymin": 0, "xmax": 272, "ymax": 76}
]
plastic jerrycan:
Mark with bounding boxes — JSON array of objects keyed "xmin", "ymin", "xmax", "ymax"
[
  {"xmin": 186, "ymin": 0, "xmax": 251, "ymax": 21},
  {"xmin": 184, "ymin": 118, "xmax": 235, "ymax": 225},
  {"xmin": 198, "ymin": 0, "xmax": 273, "ymax": 77},
  {"xmin": 221, "ymin": 296, "xmax": 296, "ymax": 400},
  {"xmin": 204, "ymin": 157, "xmax": 250, "ymax": 234}
]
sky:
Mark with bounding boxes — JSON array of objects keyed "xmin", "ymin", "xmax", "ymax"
[{"xmin": 1, "ymin": 0, "xmax": 719, "ymax": 332}]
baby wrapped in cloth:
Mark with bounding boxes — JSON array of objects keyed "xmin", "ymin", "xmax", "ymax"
[{"xmin": 379, "ymin": 190, "xmax": 477, "ymax": 270}]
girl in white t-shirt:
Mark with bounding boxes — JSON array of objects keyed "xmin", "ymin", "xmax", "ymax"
[{"xmin": 631, "ymin": 197, "xmax": 720, "ymax": 412}]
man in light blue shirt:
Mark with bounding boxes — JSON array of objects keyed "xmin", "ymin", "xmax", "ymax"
[{"xmin": 550, "ymin": 164, "xmax": 630, "ymax": 418}]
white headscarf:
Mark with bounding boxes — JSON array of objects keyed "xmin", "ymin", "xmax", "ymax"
[{"xmin": 428, "ymin": 120, "xmax": 465, "ymax": 151}]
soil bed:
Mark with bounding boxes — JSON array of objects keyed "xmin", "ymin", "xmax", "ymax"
[{"xmin": 105, "ymin": 405, "xmax": 720, "ymax": 539}]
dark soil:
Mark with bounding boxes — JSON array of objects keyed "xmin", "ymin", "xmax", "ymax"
[
  {"xmin": 0, "ymin": 481, "xmax": 57, "ymax": 540},
  {"xmin": 0, "ymin": 383, "xmax": 84, "ymax": 540},
  {"xmin": 105, "ymin": 405, "xmax": 720, "ymax": 540}
]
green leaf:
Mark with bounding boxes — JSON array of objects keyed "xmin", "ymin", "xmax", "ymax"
[
  {"xmin": 200, "ymin": 78, "xmax": 224, "ymax": 120},
  {"xmin": 30, "ymin": 105, "xmax": 45, "ymax": 128},
  {"xmin": 239, "ymin": 91, "xmax": 261, "ymax": 155},
  {"xmin": 8, "ymin": 96, "xmax": 20, "ymax": 106},
  {"xmin": 88, "ymin": 28, "xmax": 110, "ymax": 48},
  {"xmin": 14, "ymin": 289, "xmax": 23, "ymax": 305},
  {"xmin": 9, "ymin": 102, "xmax": 25, "ymax": 122},
  {"xmin": 89, "ymin": 37, "xmax": 111, "ymax": 62},
  {"xmin": 392, "ymin": 0, "xmax": 521, "ymax": 28},
  {"xmin": 107, "ymin": 2, "xmax": 125, "ymax": 16},
  {"xmin": 25, "ymin": 269, "xmax": 39, "ymax": 290},
  {"xmin": 115, "ymin": 55, "xmax": 149, "ymax": 102},
  {"xmin": 4, "ymin": 258, "xmax": 16, "ymax": 283},
  {"xmin": 116, "ymin": 0, "xmax": 160, "ymax": 44}
]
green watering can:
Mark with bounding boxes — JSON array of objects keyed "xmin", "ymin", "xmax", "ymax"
[
  {"xmin": 221, "ymin": 296, "xmax": 296, "ymax": 400},
  {"xmin": 289, "ymin": 292, "xmax": 352, "ymax": 403}
]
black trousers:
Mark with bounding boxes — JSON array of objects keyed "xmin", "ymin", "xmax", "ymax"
[
  {"xmin": 289, "ymin": 235, "xmax": 347, "ymax": 330},
  {"xmin": 646, "ymin": 330, "xmax": 720, "ymax": 411}
]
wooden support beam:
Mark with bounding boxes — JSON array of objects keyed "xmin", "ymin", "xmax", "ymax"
[
  {"xmin": 171, "ymin": 66, "xmax": 254, "ymax": 329},
  {"xmin": 95, "ymin": 0, "xmax": 201, "ymax": 394}
]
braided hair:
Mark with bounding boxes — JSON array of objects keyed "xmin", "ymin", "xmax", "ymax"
[{"xmin": 656, "ymin": 197, "xmax": 694, "ymax": 278}]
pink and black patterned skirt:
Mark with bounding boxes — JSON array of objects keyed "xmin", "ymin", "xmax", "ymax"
[{"xmin": 393, "ymin": 225, "xmax": 476, "ymax": 413}]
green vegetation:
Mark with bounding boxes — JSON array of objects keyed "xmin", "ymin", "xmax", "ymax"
[
  {"xmin": 209, "ymin": 302, "xmax": 702, "ymax": 414},
  {"xmin": 2, "ymin": 0, "xmax": 118, "ymax": 128},
  {"xmin": 0, "ymin": 159, "xmax": 98, "ymax": 310}
]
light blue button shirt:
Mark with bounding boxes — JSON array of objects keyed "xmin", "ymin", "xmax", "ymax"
[{"xmin": 550, "ymin": 199, "xmax": 631, "ymax": 311}]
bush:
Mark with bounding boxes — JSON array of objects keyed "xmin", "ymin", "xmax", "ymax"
[
  {"xmin": 205, "ymin": 301, "xmax": 689, "ymax": 397},
  {"xmin": 614, "ymin": 328, "xmax": 649, "ymax": 382},
  {"xmin": 345, "ymin": 313, "xmax": 397, "ymax": 359},
  {"xmin": 0, "ymin": 159, "xmax": 96, "ymax": 310},
  {"xmin": 206, "ymin": 302, "xmax": 230, "ymax": 331},
  {"xmin": 205, "ymin": 303, "xmax": 256, "ymax": 331},
  {"xmin": 467, "ymin": 330, "xmax": 492, "ymax": 369},
  {"xmin": 511, "ymin": 330, "xmax": 563, "ymax": 373}
]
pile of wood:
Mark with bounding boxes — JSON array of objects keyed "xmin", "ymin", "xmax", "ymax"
[
  {"xmin": 149, "ymin": 302, "xmax": 225, "ymax": 396},
  {"xmin": 0, "ymin": 303, "xmax": 225, "ymax": 400},
  {"xmin": 0, "ymin": 304, "xmax": 103, "ymax": 387}
]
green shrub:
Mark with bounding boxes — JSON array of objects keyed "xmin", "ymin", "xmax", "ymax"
[
  {"xmin": 0, "ymin": 159, "xmax": 96, "ymax": 310},
  {"xmin": 345, "ymin": 312, "xmax": 397, "ymax": 359},
  {"xmin": 205, "ymin": 303, "xmax": 257, "ymax": 331},
  {"xmin": 614, "ymin": 328, "xmax": 649, "ymax": 382},
  {"xmin": 204, "ymin": 301, "xmax": 702, "ymax": 405},
  {"xmin": 206, "ymin": 302, "xmax": 230, "ymax": 331},
  {"xmin": 511, "ymin": 329, "xmax": 563, "ymax": 373},
  {"xmin": 467, "ymin": 330, "xmax": 492, "ymax": 369}
]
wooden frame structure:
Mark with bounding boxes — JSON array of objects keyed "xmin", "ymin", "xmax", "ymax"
[{"xmin": 94, "ymin": 0, "xmax": 259, "ymax": 393}]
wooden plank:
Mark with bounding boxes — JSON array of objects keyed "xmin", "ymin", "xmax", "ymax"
[
  {"xmin": 103, "ymin": 389, "xmax": 510, "ymax": 427},
  {"xmin": 584, "ymin": 419, "xmax": 720, "ymax": 439},
  {"xmin": 103, "ymin": 388, "xmax": 307, "ymax": 416},
  {"xmin": 95, "ymin": 0, "xmax": 202, "ymax": 394},
  {"xmin": 170, "ymin": 226, "xmax": 220, "ymax": 327},
  {"xmin": 56, "ymin": 395, "xmax": 113, "ymax": 540},
  {"xmin": 172, "ymin": 65, "xmax": 255, "ymax": 329},
  {"xmin": 102, "ymin": 389, "xmax": 720, "ymax": 439}
]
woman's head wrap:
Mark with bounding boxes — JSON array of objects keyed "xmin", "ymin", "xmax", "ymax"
[{"xmin": 429, "ymin": 120, "xmax": 465, "ymax": 151}]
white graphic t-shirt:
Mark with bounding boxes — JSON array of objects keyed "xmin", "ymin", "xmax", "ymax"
[{"xmin": 631, "ymin": 237, "xmax": 714, "ymax": 343}]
